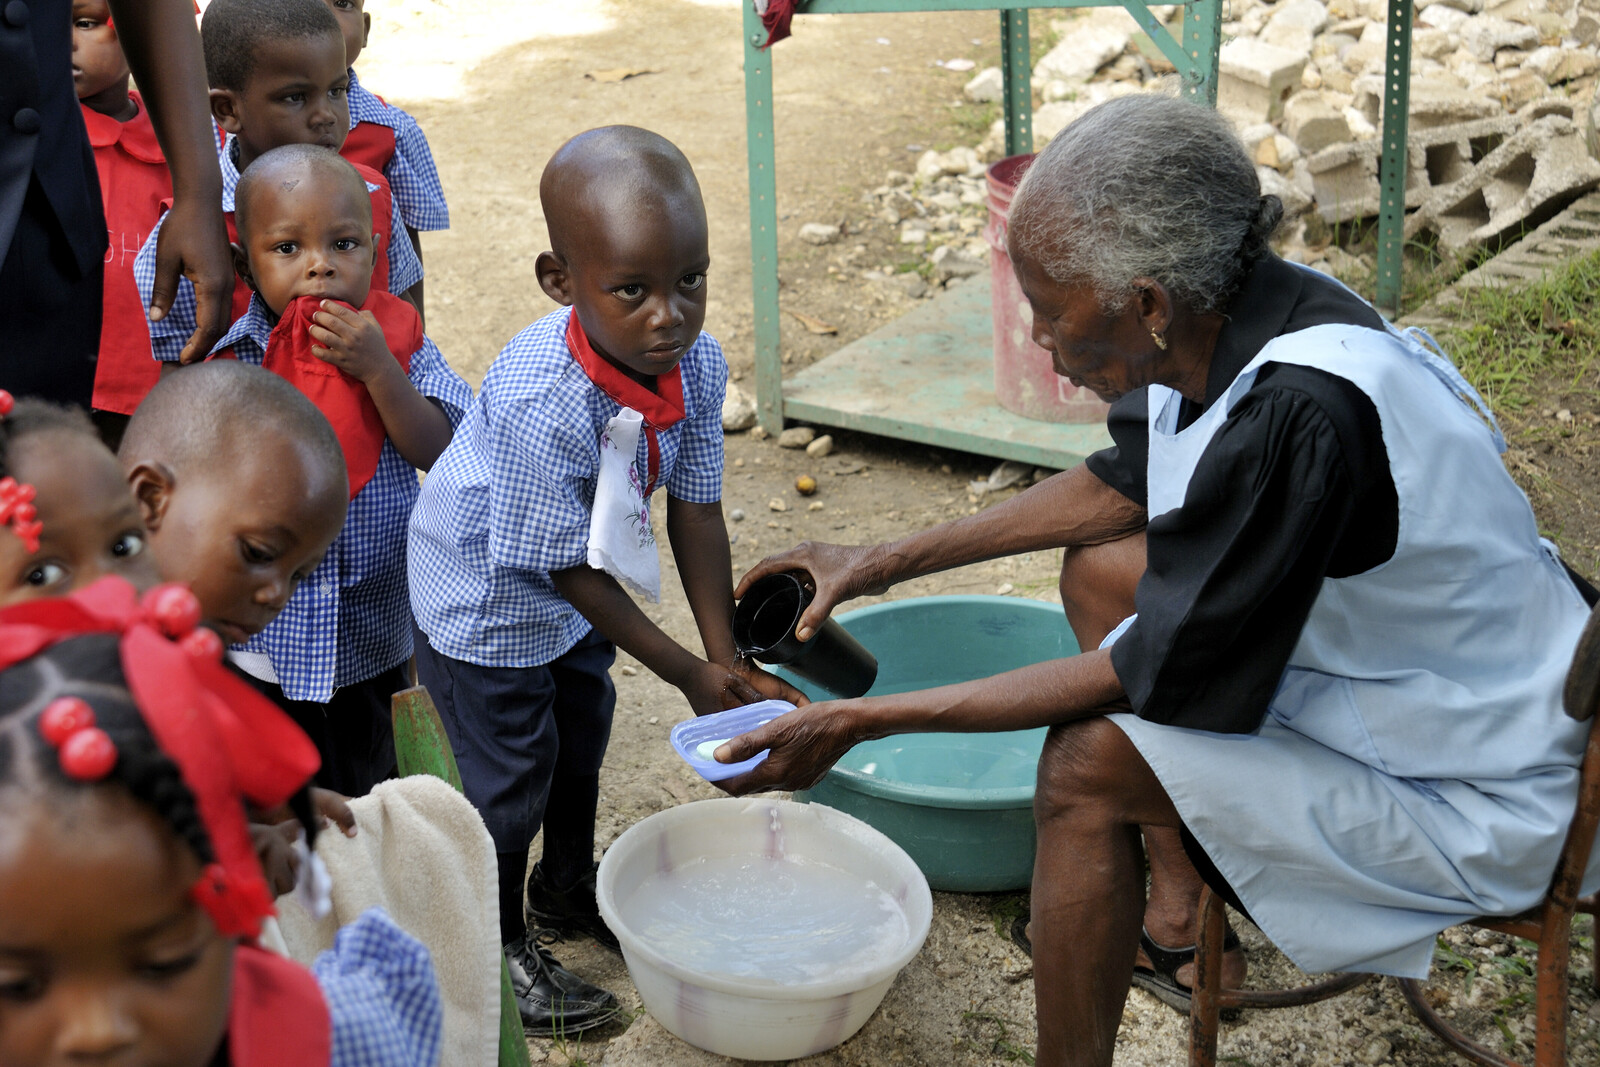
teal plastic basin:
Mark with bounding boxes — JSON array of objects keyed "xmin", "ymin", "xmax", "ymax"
[{"xmin": 779, "ymin": 595, "xmax": 1078, "ymax": 892}]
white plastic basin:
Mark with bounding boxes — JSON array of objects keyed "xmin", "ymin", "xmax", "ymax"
[{"xmin": 596, "ymin": 797, "xmax": 932, "ymax": 1061}]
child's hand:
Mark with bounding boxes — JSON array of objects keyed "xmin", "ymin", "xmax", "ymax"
[
  {"xmin": 731, "ymin": 660, "xmax": 811, "ymax": 708},
  {"xmin": 311, "ymin": 787, "xmax": 358, "ymax": 838},
  {"xmin": 309, "ymin": 301, "xmax": 396, "ymax": 384},
  {"xmin": 681, "ymin": 659, "xmax": 768, "ymax": 718},
  {"xmin": 251, "ymin": 821, "xmax": 302, "ymax": 897}
]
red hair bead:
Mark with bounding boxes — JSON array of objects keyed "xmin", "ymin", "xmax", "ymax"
[
  {"xmin": 179, "ymin": 627, "xmax": 224, "ymax": 662},
  {"xmin": 39, "ymin": 697, "xmax": 95, "ymax": 746},
  {"xmin": 0, "ymin": 390, "xmax": 12, "ymax": 416},
  {"xmin": 58, "ymin": 727, "xmax": 117, "ymax": 781},
  {"xmin": 141, "ymin": 584, "xmax": 202, "ymax": 638}
]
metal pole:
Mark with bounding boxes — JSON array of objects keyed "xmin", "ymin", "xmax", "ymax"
[
  {"xmin": 1375, "ymin": 0, "xmax": 1413, "ymax": 317},
  {"xmin": 1000, "ymin": 8, "xmax": 1032, "ymax": 157},
  {"xmin": 1181, "ymin": 0, "xmax": 1222, "ymax": 104},
  {"xmin": 744, "ymin": 3, "xmax": 785, "ymax": 433}
]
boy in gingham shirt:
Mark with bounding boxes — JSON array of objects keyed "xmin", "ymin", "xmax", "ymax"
[{"xmin": 408, "ymin": 126, "xmax": 803, "ymax": 1036}]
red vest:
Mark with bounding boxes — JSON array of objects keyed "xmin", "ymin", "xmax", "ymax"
[
  {"xmin": 341, "ymin": 120, "xmax": 397, "ymax": 179},
  {"xmin": 83, "ymin": 93, "xmax": 171, "ymax": 415},
  {"xmin": 227, "ymin": 944, "xmax": 332, "ymax": 1066}
]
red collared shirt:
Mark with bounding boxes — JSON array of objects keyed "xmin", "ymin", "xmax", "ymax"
[{"xmin": 83, "ymin": 91, "xmax": 169, "ymax": 415}]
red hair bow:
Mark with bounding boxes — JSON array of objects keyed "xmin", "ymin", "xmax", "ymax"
[{"xmin": 0, "ymin": 577, "xmax": 320, "ymax": 939}]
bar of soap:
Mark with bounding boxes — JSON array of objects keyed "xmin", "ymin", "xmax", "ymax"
[{"xmin": 696, "ymin": 739, "xmax": 732, "ymax": 761}]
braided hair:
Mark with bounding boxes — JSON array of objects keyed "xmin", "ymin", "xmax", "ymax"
[
  {"xmin": 0, "ymin": 634, "xmax": 318, "ymax": 864},
  {"xmin": 0, "ymin": 399, "xmax": 99, "ymax": 481}
]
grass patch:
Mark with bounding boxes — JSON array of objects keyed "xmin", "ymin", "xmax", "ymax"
[
  {"xmin": 961, "ymin": 1011, "xmax": 1036, "ymax": 1063},
  {"xmin": 1428, "ymin": 249, "xmax": 1600, "ymax": 411},
  {"xmin": 990, "ymin": 892, "xmax": 1029, "ymax": 940}
]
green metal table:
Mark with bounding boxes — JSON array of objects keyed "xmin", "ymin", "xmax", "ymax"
[{"xmin": 743, "ymin": 0, "xmax": 1413, "ymax": 465}]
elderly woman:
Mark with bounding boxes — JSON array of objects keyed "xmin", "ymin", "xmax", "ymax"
[{"xmin": 720, "ymin": 94, "xmax": 1600, "ymax": 1066}]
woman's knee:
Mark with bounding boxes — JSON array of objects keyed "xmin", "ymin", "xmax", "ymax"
[{"xmin": 1034, "ymin": 717, "xmax": 1134, "ymax": 824}]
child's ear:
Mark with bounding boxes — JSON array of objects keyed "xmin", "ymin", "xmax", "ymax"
[
  {"xmin": 362, "ymin": 12, "xmax": 370, "ymax": 46},
  {"xmin": 127, "ymin": 462, "xmax": 176, "ymax": 533},
  {"xmin": 535, "ymin": 251, "xmax": 573, "ymax": 307},
  {"xmin": 210, "ymin": 88, "xmax": 241, "ymax": 134},
  {"xmin": 231, "ymin": 242, "xmax": 257, "ymax": 292}
]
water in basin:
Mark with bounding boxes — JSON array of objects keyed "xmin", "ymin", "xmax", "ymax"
[
  {"xmin": 840, "ymin": 730, "xmax": 1046, "ymax": 791},
  {"xmin": 616, "ymin": 853, "xmax": 910, "ymax": 986}
]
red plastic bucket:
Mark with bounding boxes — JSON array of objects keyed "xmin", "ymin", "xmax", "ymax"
[{"xmin": 985, "ymin": 154, "xmax": 1110, "ymax": 424}]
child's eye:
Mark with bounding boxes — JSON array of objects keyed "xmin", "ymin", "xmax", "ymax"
[
  {"xmin": 330, "ymin": 86, "xmax": 348, "ymax": 100},
  {"xmin": 112, "ymin": 531, "xmax": 146, "ymax": 559},
  {"xmin": 73, "ymin": 17, "xmax": 97, "ymax": 29},
  {"xmin": 335, "ymin": 238, "xmax": 360, "ymax": 251},
  {"xmin": 680, "ymin": 273, "xmax": 705, "ymax": 291},
  {"xmin": 0, "ymin": 974, "xmax": 44, "ymax": 1001},
  {"xmin": 272, "ymin": 242, "xmax": 298, "ymax": 255},
  {"xmin": 139, "ymin": 951, "xmax": 202, "ymax": 982},
  {"xmin": 24, "ymin": 562, "xmax": 68, "ymax": 588},
  {"xmin": 240, "ymin": 540, "xmax": 276, "ymax": 566},
  {"xmin": 615, "ymin": 285, "xmax": 645, "ymax": 300},
  {"xmin": 282, "ymin": 92, "xmax": 305, "ymax": 104}
]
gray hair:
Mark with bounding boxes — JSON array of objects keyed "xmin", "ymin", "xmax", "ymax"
[{"xmin": 1008, "ymin": 94, "xmax": 1282, "ymax": 316}]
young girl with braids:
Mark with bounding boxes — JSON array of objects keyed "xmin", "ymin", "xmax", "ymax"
[
  {"xmin": 0, "ymin": 391, "xmax": 158, "ymax": 604},
  {"xmin": 0, "ymin": 576, "xmax": 443, "ymax": 1066}
]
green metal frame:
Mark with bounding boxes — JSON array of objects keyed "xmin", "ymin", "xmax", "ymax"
[
  {"xmin": 1375, "ymin": 0, "xmax": 1413, "ymax": 315},
  {"xmin": 743, "ymin": 0, "xmax": 1222, "ymax": 436}
]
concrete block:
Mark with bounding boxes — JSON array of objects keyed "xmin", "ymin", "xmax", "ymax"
[
  {"xmin": 1285, "ymin": 91, "xmax": 1354, "ymax": 151},
  {"xmin": 1522, "ymin": 46, "xmax": 1600, "ymax": 85},
  {"xmin": 964, "ymin": 66, "xmax": 1004, "ymax": 103},
  {"xmin": 1218, "ymin": 39, "xmax": 1309, "ymax": 123},
  {"xmin": 1262, "ymin": 0, "xmax": 1329, "ymax": 53},
  {"xmin": 1032, "ymin": 10, "xmax": 1134, "ymax": 85},
  {"xmin": 1458, "ymin": 15, "xmax": 1540, "ymax": 60},
  {"xmin": 1410, "ymin": 115, "xmax": 1600, "ymax": 254},
  {"xmin": 1306, "ymin": 140, "xmax": 1383, "ymax": 221},
  {"xmin": 1342, "ymin": 21, "xmax": 1389, "ymax": 72},
  {"xmin": 1260, "ymin": 164, "xmax": 1316, "ymax": 217}
]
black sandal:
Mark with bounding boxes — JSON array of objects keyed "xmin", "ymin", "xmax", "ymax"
[{"xmin": 1132, "ymin": 926, "xmax": 1242, "ymax": 1016}]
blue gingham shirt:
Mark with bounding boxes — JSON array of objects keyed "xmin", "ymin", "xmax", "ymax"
[
  {"xmin": 215, "ymin": 294, "xmax": 472, "ymax": 702},
  {"xmin": 133, "ymin": 134, "xmax": 424, "ymax": 363},
  {"xmin": 312, "ymin": 908, "xmax": 443, "ymax": 1067},
  {"xmin": 347, "ymin": 70, "xmax": 450, "ymax": 232},
  {"xmin": 408, "ymin": 305, "xmax": 727, "ymax": 668}
]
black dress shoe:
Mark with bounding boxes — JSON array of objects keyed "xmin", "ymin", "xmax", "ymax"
[
  {"xmin": 526, "ymin": 862, "xmax": 622, "ymax": 953},
  {"xmin": 504, "ymin": 930, "xmax": 619, "ymax": 1036}
]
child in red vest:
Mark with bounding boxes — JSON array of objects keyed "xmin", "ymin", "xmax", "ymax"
[
  {"xmin": 207, "ymin": 144, "xmax": 469, "ymax": 798},
  {"xmin": 72, "ymin": 0, "xmax": 173, "ymax": 446},
  {"xmin": 0, "ymin": 577, "xmax": 443, "ymax": 1067},
  {"xmin": 320, "ymin": 0, "xmax": 449, "ymax": 317},
  {"xmin": 134, "ymin": 0, "xmax": 425, "ymax": 366}
]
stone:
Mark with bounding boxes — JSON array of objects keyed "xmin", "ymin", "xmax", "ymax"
[
  {"xmin": 1409, "ymin": 83, "xmax": 1504, "ymax": 128},
  {"xmin": 1522, "ymin": 46, "xmax": 1600, "ymax": 85},
  {"xmin": 1575, "ymin": 12, "xmax": 1600, "ymax": 43},
  {"xmin": 1414, "ymin": 27, "xmax": 1460, "ymax": 57},
  {"xmin": 1458, "ymin": 15, "xmax": 1540, "ymax": 60},
  {"xmin": 777, "ymin": 426, "xmax": 815, "ymax": 449},
  {"xmin": 1421, "ymin": 3, "xmax": 1473, "ymax": 27},
  {"xmin": 1306, "ymin": 140, "xmax": 1382, "ymax": 221},
  {"xmin": 1344, "ymin": 105, "xmax": 1378, "ymax": 139},
  {"xmin": 1285, "ymin": 91, "xmax": 1354, "ymax": 151},
  {"xmin": 964, "ymin": 66, "xmax": 1005, "ymax": 102},
  {"xmin": 1354, "ymin": 1036, "xmax": 1392, "ymax": 1064},
  {"xmin": 1420, "ymin": 0, "xmax": 1483, "ymax": 11},
  {"xmin": 1588, "ymin": 84, "xmax": 1600, "ymax": 160},
  {"xmin": 1218, "ymin": 38, "xmax": 1309, "ymax": 123},
  {"xmin": 893, "ymin": 273, "xmax": 930, "ymax": 299},
  {"xmin": 914, "ymin": 150, "xmax": 944, "ymax": 182},
  {"xmin": 729, "ymin": 508, "xmax": 745, "ymax": 522},
  {"xmin": 930, "ymin": 243, "xmax": 987, "ymax": 283},
  {"xmin": 749, "ymin": 424, "xmax": 768, "ymax": 441},
  {"xmin": 941, "ymin": 146, "xmax": 984, "ymax": 177},
  {"xmin": 1032, "ymin": 84, "xmax": 1143, "ymax": 146},
  {"xmin": 798, "ymin": 222, "xmax": 839, "ymax": 246},
  {"xmin": 1409, "ymin": 115, "xmax": 1600, "ymax": 255},
  {"xmin": 1032, "ymin": 10, "xmax": 1135, "ymax": 85},
  {"xmin": 1499, "ymin": 70, "xmax": 1552, "ymax": 110},
  {"xmin": 1262, "ymin": 0, "xmax": 1330, "ymax": 54},
  {"xmin": 721, "ymin": 384, "xmax": 757, "ymax": 432},
  {"xmin": 805, "ymin": 434, "xmax": 834, "ymax": 458},
  {"xmin": 1260, "ymin": 163, "xmax": 1316, "ymax": 216},
  {"xmin": 1341, "ymin": 21, "xmax": 1389, "ymax": 73},
  {"xmin": 899, "ymin": 227, "xmax": 928, "ymax": 244}
]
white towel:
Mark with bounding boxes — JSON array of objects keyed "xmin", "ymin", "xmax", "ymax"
[
  {"xmin": 586, "ymin": 406, "xmax": 662, "ymax": 601},
  {"xmin": 269, "ymin": 776, "xmax": 501, "ymax": 1067}
]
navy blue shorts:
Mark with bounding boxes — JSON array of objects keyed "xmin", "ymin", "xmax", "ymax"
[{"xmin": 412, "ymin": 625, "xmax": 616, "ymax": 853}]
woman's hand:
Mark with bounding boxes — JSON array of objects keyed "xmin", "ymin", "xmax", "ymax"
[
  {"xmin": 310, "ymin": 787, "xmax": 358, "ymax": 838},
  {"xmin": 713, "ymin": 699, "xmax": 861, "ymax": 794},
  {"xmin": 251, "ymin": 821, "xmax": 301, "ymax": 897},
  {"xmin": 735, "ymin": 542, "xmax": 891, "ymax": 642}
]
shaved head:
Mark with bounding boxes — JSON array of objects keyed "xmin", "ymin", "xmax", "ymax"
[
  {"xmin": 539, "ymin": 126, "xmax": 705, "ymax": 263},
  {"xmin": 120, "ymin": 361, "xmax": 345, "ymax": 486},
  {"xmin": 234, "ymin": 143, "xmax": 371, "ymax": 246}
]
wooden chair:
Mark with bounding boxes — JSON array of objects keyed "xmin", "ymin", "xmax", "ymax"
[
  {"xmin": 1189, "ymin": 601, "xmax": 1600, "ymax": 1067},
  {"xmin": 393, "ymin": 685, "xmax": 532, "ymax": 1067}
]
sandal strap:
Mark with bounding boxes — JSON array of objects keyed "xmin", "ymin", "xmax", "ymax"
[{"xmin": 1139, "ymin": 924, "xmax": 1240, "ymax": 976}]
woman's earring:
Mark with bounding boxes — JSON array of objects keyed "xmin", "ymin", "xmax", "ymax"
[{"xmin": 1150, "ymin": 329, "xmax": 1168, "ymax": 351}]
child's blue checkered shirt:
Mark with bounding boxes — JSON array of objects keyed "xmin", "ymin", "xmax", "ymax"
[
  {"xmin": 408, "ymin": 305, "xmax": 727, "ymax": 668},
  {"xmin": 347, "ymin": 70, "xmax": 449, "ymax": 232},
  {"xmin": 213, "ymin": 294, "xmax": 473, "ymax": 702}
]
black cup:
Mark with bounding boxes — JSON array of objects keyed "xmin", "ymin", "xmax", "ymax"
[{"xmin": 732, "ymin": 572, "xmax": 878, "ymax": 699}]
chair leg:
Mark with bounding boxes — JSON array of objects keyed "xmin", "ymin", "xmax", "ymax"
[
  {"xmin": 1189, "ymin": 887, "xmax": 1227, "ymax": 1067},
  {"xmin": 1534, "ymin": 921, "xmax": 1572, "ymax": 1067},
  {"xmin": 1399, "ymin": 978, "xmax": 1521, "ymax": 1067}
]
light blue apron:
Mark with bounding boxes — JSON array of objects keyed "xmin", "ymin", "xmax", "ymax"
[{"xmin": 1106, "ymin": 299, "xmax": 1595, "ymax": 977}]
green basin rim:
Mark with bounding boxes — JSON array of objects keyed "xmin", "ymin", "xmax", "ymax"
[{"xmin": 820, "ymin": 595, "xmax": 1064, "ymax": 810}]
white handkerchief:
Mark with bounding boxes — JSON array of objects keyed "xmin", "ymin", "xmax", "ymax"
[{"xmin": 586, "ymin": 407, "xmax": 662, "ymax": 601}]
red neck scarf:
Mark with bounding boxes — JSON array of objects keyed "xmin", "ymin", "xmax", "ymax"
[
  {"xmin": 260, "ymin": 292, "xmax": 422, "ymax": 500},
  {"xmin": 565, "ymin": 311, "xmax": 686, "ymax": 496},
  {"xmin": 227, "ymin": 946, "xmax": 332, "ymax": 1066},
  {"xmin": 0, "ymin": 577, "xmax": 321, "ymax": 940}
]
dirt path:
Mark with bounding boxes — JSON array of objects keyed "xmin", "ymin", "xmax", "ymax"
[{"xmin": 358, "ymin": 3, "xmax": 1600, "ymax": 1064}]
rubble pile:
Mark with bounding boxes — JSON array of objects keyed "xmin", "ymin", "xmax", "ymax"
[{"xmin": 813, "ymin": 0, "xmax": 1600, "ymax": 287}]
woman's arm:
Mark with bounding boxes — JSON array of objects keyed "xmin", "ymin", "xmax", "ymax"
[{"xmin": 737, "ymin": 465, "xmax": 1146, "ymax": 641}]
